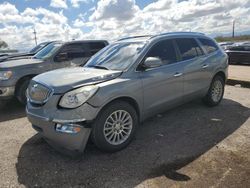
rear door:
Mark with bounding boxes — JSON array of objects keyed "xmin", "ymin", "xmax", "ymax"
[
  {"xmin": 175, "ymin": 38, "xmax": 210, "ymax": 98},
  {"xmin": 140, "ymin": 39, "xmax": 184, "ymax": 115}
]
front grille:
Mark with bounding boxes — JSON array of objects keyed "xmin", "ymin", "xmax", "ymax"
[{"xmin": 27, "ymin": 81, "xmax": 53, "ymax": 104}]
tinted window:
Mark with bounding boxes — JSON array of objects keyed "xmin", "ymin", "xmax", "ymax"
[
  {"xmin": 146, "ymin": 40, "xmax": 177, "ymax": 65},
  {"xmin": 175, "ymin": 38, "xmax": 203, "ymax": 61},
  {"xmin": 57, "ymin": 43, "xmax": 87, "ymax": 60},
  {"xmin": 199, "ymin": 38, "xmax": 218, "ymax": 54},
  {"xmin": 88, "ymin": 42, "xmax": 106, "ymax": 55}
]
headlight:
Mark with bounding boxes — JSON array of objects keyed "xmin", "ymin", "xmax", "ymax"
[
  {"xmin": 59, "ymin": 85, "xmax": 99, "ymax": 108},
  {"xmin": 0, "ymin": 71, "xmax": 12, "ymax": 80}
]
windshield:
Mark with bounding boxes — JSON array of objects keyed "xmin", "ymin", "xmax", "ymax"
[
  {"xmin": 33, "ymin": 42, "xmax": 63, "ymax": 60},
  {"xmin": 29, "ymin": 42, "xmax": 48, "ymax": 53},
  {"xmin": 85, "ymin": 42, "xmax": 146, "ymax": 71}
]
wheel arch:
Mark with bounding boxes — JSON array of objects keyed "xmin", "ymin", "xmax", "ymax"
[
  {"xmin": 96, "ymin": 96, "xmax": 141, "ymax": 122},
  {"xmin": 15, "ymin": 74, "xmax": 37, "ymax": 96},
  {"xmin": 213, "ymin": 71, "xmax": 226, "ymax": 83}
]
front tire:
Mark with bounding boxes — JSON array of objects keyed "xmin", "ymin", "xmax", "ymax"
[
  {"xmin": 16, "ymin": 79, "xmax": 30, "ymax": 105},
  {"xmin": 203, "ymin": 75, "xmax": 225, "ymax": 106},
  {"xmin": 91, "ymin": 101, "xmax": 138, "ymax": 152}
]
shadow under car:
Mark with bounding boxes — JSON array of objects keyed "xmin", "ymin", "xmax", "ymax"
[{"xmin": 16, "ymin": 98, "xmax": 250, "ymax": 187}]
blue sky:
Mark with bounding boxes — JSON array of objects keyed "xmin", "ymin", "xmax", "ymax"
[{"xmin": 0, "ymin": 0, "xmax": 250, "ymax": 51}]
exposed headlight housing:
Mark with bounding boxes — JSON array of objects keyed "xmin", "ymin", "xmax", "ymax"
[
  {"xmin": 55, "ymin": 123, "xmax": 81, "ymax": 134},
  {"xmin": 59, "ymin": 85, "xmax": 99, "ymax": 109},
  {"xmin": 0, "ymin": 71, "xmax": 12, "ymax": 80}
]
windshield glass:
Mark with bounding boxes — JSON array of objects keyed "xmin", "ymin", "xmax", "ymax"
[
  {"xmin": 29, "ymin": 42, "xmax": 48, "ymax": 53},
  {"xmin": 85, "ymin": 42, "xmax": 146, "ymax": 71},
  {"xmin": 33, "ymin": 42, "xmax": 62, "ymax": 60}
]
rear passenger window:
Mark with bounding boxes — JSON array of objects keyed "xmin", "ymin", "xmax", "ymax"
[
  {"xmin": 60, "ymin": 43, "xmax": 87, "ymax": 59},
  {"xmin": 88, "ymin": 42, "xmax": 106, "ymax": 55},
  {"xmin": 175, "ymin": 38, "xmax": 203, "ymax": 61},
  {"xmin": 146, "ymin": 39, "xmax": 177, "ymax": 65},
  {"xmin": 198, "ymin": 38, "xmax": 219, "ymax": 54}
]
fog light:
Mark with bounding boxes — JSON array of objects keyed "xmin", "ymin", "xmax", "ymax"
[{"xmin": 56, "ymin": 123, "xmax": 81, "ymax": 134}]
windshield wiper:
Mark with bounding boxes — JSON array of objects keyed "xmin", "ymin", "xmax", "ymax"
[{"xmin": 89, "ymin": 65, "xmax": 109, "ymax": 70}]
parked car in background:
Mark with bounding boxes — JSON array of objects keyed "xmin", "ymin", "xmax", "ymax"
[
  {"xmin": 218, "ymin": 42, "xmax": 235, "ymax": 50},
  {"xmin": 26, "ymin": 32, "xmax": 228, "ymax": 155},
  {"xmin": 225, "ymin": 43, "xmax": 250, "ymax": 65},
  {"xmin": 0, "ymin": 41, "xmax": 55, "ymax": 62},
  {"xmin": 0, "ymin": 40, "xmax": 108, "ymax": 106}
]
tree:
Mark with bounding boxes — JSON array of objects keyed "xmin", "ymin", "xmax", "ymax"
[{"xmin": 0, "ymin": 40, "xmax": 8, "ymax": 49}]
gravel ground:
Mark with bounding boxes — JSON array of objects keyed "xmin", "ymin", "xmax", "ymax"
[
  {"xmin": 0, "ymin": 85, "xmax": 249, "ymax": 188},
  {"xmin": 229, "ymin": 65, "xmax": 250, "ymax": 82}
]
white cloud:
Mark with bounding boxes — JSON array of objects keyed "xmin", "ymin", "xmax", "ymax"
[
  {"xmin": 71, "ymin": 0, "xmax": 90, "ymax": 8},
  {"xmin": 0, "ymin": 3, "xmax": 79, "ymax": 51},
  {"xmin": 73, "ymin": 18, "xmax": 85, "ymax": 27},
  {"xmin": 38, "ymin": 8, "xmax": 68, "ymax": 25},
  {"xmin": 50, "ymin": 0, "xmax": 68, "ymax": 9},
  {"xmin": 143, "ymin": 0, "xmax": 173, "ymax": 11},
  {"xmin": 0, "ymin": 2, "xmax": 18, "ymax": 15},
  {"xmin": 0, "ymin": 2, "xmax": 37, "ymax": 24},
  {"xmin": 90, "ymin": 0, "xmax": 139, "ymax": 21},
  {"xmin": 1, "ymin": 0, "xmax": 250, "ymax": 51}
]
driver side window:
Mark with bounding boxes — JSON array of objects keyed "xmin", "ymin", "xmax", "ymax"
[
  {"xmin": 54, "ymin": 44, "xmax": 87, "ymax": 62},
  {"xmin": 146, "ymin": 39, "xmax": 177, "ymax": 65}
]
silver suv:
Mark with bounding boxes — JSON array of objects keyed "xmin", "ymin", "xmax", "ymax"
[{"xmin": 26, "ymin": 32, "xmax": 228, "ymax": 154}]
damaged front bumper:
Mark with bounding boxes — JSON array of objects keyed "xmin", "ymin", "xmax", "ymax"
[
  {"xmin": 27, "ymin": 110, "xmax": 92, "ymax": 154},
  {"xmin": 26, "ymin": 95, "xmax": 100, "ymax": 155}
]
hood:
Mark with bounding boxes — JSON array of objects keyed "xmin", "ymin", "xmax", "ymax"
[
  {"xmin": 6, "ymin": 52, "xmax": 32, "ymax": 57},
  {"xmin": 33, "ymin": 67, "xmax": 122, "ymax": 93},
  {"xmin": 0, "ymin": 58, "xmax": 43, "ymax": 68},
  {"xmin": 0, "ymin": 55, "xmax": 33, "ymax": 63}
]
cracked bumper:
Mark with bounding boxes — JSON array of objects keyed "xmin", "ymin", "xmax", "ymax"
[
  {"xmin": 26, "ymin": 95, "xmax": 100, "ymax": 154},
  {"xmin": 27, "ymin": 110, "xmax": 92, "ymax": 154}
]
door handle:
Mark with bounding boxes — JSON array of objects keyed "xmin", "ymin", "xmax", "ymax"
[
  {"xmin": 202, "ymin": 64, "xmax": 209, "ymax": 69},
  {"xmin": 174, "ymin": 72, "xmax": 183, "ymax": 77}
]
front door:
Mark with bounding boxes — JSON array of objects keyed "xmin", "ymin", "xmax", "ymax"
[{"xmin": 139, "ymin": 39, "xmax": 184, "ymax": 116}]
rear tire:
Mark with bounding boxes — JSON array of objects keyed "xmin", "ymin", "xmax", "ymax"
[
  {"xmin": 16, "ymin": 79, "xmax": 30, "ymax": 105},
  {"xmin": 203, "ymin": 75, "xmax": 225, "ymax": 107},
  {"xmin": 91, "ymin": 101, "xmax": 138, "ymax": 152}
]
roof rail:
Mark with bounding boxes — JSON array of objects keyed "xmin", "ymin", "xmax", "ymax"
[
  {"xmin": 117, "ymin": 35, "xmax": 152, "ymax": 41},
  {"xmin": 152, "ymin": 32, "xmax": 205, "ymax": 38}
]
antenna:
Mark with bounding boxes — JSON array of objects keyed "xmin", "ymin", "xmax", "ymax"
[{"xmin": 33, "ymin": 28, "xmax": 37, "ymax": 46}]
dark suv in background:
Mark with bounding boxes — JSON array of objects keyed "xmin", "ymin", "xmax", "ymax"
[
  {"xmin": 225, "ymin": 43, "xmax": 250, "ymax": 65},
  {"xmin": 0, "ymin": 40, "xmax": 108, "ymax": 106}
]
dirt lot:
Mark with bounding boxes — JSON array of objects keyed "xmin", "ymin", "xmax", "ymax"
[
  {"xmin": 0, "ymin": 85, "xmax": 249, "ymax": 188},
  {"xmin": 229, "ymin": 65, "xmax": 250, "ymax": 82}
]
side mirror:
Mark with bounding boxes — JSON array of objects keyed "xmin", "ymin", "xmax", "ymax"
[
  {"xmin": 55, "ymin": 52, "xmax": 69, "ymax": 62},
  {"xmin": 142, "ymin": 57, "xmax": 163, "ymax": 69}
]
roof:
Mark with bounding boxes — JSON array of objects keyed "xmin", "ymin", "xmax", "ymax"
[
  {"xmin": 65, "ymin": 40, "xmax": 108, "ymax": 44},
  {"xmin": 117, "ymin": 32, "xmax": 206, "ymax": 42}
]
